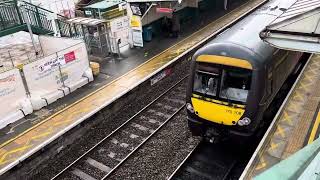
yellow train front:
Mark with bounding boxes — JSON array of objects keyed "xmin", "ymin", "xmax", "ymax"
[{"xmin": 186, "ymin": 0, "xmax": 302, "ymax": 142}]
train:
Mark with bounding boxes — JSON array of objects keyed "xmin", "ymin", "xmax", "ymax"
[{"xmin": 185, "ymin": 0, "xmax": 303, "ymax": 142}]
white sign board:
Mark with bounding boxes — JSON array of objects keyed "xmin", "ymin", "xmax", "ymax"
[
  {"xmin": 57, "ymin": 43, "xmax": 90, "ymax": 88},
  {"xmin": 116, "ymin": 29, "xmax": 129, "ymax": 48},
  {"xmin": 110, "ymin": 16, "xmax": 130, "ymax": 48},
  {"xmin": 132, "ymin": 29, "xmax": 143, "ymax": 47},
  {"xmin": 110, "ymin": 16, "xmax": 129, "ymax": 32},
  {"xmin": 23, "ymin": 42, "xmax": 92, "ymax": 109},
  {"xmin": 23, "ymin": 53, "xmax": 62, "ymax": 97},
  {"xmin": 0, "ymin": 69, "xmax": 27, "ymax": 118},
  {"xmin": 85, "ymin": 10, "xmax": 92, "ymax": 15}
]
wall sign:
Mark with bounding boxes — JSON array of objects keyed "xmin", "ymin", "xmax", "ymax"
[
  {"xmin": 151, "ymin": 68, "xmax": 172, "ymax": 86},
  {"xmin": 156, "ymin": 8, "xmax": 173, "ymax": 14}
]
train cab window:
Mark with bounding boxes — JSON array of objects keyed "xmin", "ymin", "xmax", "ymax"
[
  {"xmin": 219, "ymin": 69, "xmax": 252, "ymax": 103},
  {"xmin": 193, "ymin": 68, "xmax": 219, "ymax": 97}
]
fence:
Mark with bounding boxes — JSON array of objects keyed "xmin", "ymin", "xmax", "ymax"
[{"xmin": 0, "ymin": 1, "xmax": 22, "ymax": 31}]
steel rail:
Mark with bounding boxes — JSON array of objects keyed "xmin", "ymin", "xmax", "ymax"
[
  {"xmin": 167, "ymin": 143, "xmax": 200, "ymax": 180},
  {"xmin": 102, "ymin": 103, "xmax": 186, "ymax": 179},
  {"xmin": 168, "ymin": 142, "xmax": 237, "ymax": 180}
]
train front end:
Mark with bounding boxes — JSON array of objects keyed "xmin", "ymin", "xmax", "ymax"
[{"xmin": 186, "ymin": 52, "xmax": 260, "ymax": 142}]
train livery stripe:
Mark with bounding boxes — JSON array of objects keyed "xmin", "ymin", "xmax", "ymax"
[
  {"xmin": 196, "ymin": 55, "xmax": 253, "ymax": 70},
  {"xmin": 192, "ymin": 94, "xmax": 245, "ymax": 109},
  {"xmin": 308, "ymin": 104, "xmax": 320, "ymax": 144},
  {"xmin": 191, "ymin": 97, "xmax": 245, "ymax": 126}
]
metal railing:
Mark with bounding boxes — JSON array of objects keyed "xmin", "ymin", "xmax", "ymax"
[
  {"xmin": 0, "ymin": 0, "xmax": 22, "ymax": 31},
  {"xmin": 21, "ymin": 1, "xmax": 54, "ymax": 31},
  {"xmin": 0, "ymin": 0, "xmax": 79, "ymax": 37},
  {"xmin": 56, "ymin": 19, "xmax": 84, "ymax": 38}
]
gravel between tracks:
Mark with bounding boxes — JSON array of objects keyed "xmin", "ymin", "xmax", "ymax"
[
  {"xmin": 108, "ymin": 110, "xmax": 200, "ymax": 180},
  {"xmin": 31, "ymin": 60, "xmax": 190, "ymax": 180}
]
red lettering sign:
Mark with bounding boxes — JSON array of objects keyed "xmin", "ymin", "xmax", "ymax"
[
  {"xmin": 64, "ymin": 51, "xmax": 76, "ymax": 63},
  {"xmin": 156, "ymin": 8, "xmax": 173, "ymax": 14}
]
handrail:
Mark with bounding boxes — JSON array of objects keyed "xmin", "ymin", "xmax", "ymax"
[
  {"xmin": 20, "ymin": 0, "xmax": 66, "ymax": 18},
  {"xmin": 0, "ymin": 0, "xmax": 16, "ymax": 5},
  {"xmin": 0, "ymin": 0, "xmax": 82, "ymax": 38}
]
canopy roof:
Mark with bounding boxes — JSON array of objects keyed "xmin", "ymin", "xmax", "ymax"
[{"xmin": 260, "ymin": 0, "xmax": 320, "ymax": 53}]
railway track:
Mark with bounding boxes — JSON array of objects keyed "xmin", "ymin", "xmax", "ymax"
[
  {"xmin": 51, "ymin": 76, "xmax": 188, "ymax": 180},
  {"xmin": 169, "ymin": 141, "xmax": 237, "ymax": 180}
]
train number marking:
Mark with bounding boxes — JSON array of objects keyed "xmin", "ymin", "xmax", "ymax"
[{"xmin": 225, "ymin": 109, "xmax": 242, "ymax": 115}]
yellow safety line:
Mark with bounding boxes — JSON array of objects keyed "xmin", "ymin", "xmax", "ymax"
[
  {"xmin": 308, "ymin": 110, "xmax": 320, "ymax": 144},
  {"xmin": 0, "ymin": 0, "xmax": 258, "ymax": 149}
]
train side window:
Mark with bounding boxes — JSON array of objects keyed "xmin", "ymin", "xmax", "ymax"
[{"xmin": 267, "ymin": 70, "xmax": 272, "ymax": 96}]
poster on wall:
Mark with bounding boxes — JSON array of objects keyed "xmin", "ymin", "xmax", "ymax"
[
  {"xmin": 130, "ymin": 15, "xmax": 142, "ymax": 29},
  {"xmin": 110, "ymin": 16, "xmax": 130, "ymax": 50},
  {"xmin": 110, "ymin": 16, "xmax": 129, "ymax": 32},
  {"xmin": 156, "ymin": 8, "xmax": 174, "ymax": 14}
]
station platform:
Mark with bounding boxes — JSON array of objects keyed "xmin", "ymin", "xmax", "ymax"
[
  {"xmin": 241, "ymin": 54, "xmax": 320, "ymax": 179},
  {"xmin": 0, "ymin": 0, "xmax": 266, "ymax": 176}
]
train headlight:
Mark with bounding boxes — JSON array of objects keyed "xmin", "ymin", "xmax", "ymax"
[
  {"xmin": 238, "ymin": 117, "xmax": 251, "ymax": 126},
  {"xmin": 186, "ymin": 103, "xmax": 195, "ymax": 113}
]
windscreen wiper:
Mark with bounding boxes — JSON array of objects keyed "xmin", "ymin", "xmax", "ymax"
[
  {"xmin": 225, "ymin": 90, "xmax": 233, "ymax": 107},
  {"xmin": 202, "ymin": 89, "xmax": 209, "ymax": 100}
]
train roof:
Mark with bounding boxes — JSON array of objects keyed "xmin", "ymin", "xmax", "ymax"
[{"xmin": 195, "ymin": 0, "xmax": 298, "ymax": 69}]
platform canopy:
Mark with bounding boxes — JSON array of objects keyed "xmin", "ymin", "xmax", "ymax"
[
  {"xmin": 126, "ymin": 0, "xmax": 182, "ymax": 3},
  {"xmin": 84, "ymin": 0, "xmax": 123, "ymax": 9},
  {"xmin": 66, "ymin": 17, "xmax": 106, "ymax": 26},
  {"xmin": 260, "ymin": 0, "xmax": 320, "ymax": 53}
]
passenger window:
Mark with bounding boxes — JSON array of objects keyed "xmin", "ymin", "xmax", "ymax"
[{"xmin": 267, "ymin": 71, "xmax": 272, "ymax": 96}]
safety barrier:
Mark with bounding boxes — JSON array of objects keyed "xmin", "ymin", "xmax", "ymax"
[
  {"xmin": 24, "ymin": 36, "xmax": 93, "ymax": 110},
  {"xmin": 0, "ymin": 68, "xmax": 33, "ymax": 129},
  {"xmin": 0, "ymin": 35, "xmax": 93, "ymax": 127}
]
